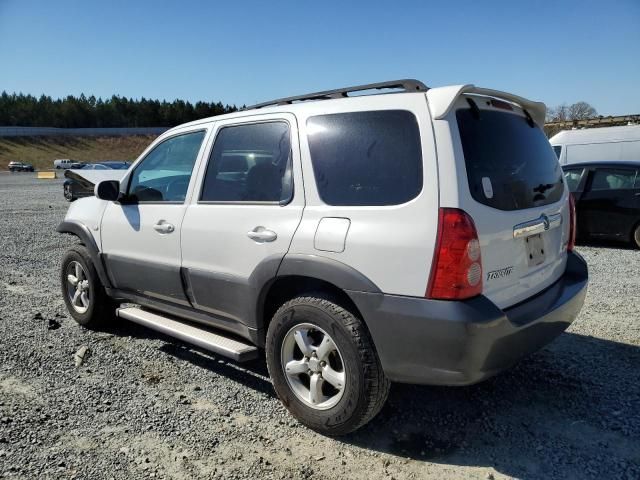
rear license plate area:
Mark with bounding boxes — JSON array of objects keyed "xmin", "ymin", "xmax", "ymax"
[{"xmin": 526, "ymin": 233, "xmax": 545, "ymax": 267}]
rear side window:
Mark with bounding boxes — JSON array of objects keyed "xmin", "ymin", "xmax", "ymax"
[
  {"xmin": 563, "ymin": 168, "xmax": 584, "ymax": 192},
  {"xmin": 306, "ymin": 110, "xmax": 422, "ymax": 206},
  {"xmin": 590, "ymin": 168, "xmax": 637, "ymax": 191},
  {"xmin": 200, "ymin": 122, "xmax": 293, "ymax": 203},
  {"xmin": 553, "ymin": 145, "xmax": 562, "ymax": 159},
  {"xmin": 457, "ymin": 108, "xmax": 564, "ymax": 211}
]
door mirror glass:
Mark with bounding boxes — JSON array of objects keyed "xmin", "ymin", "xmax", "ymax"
[{"xmin": 95, "ymin": 180, "xmax": 120, "ymax": 201}]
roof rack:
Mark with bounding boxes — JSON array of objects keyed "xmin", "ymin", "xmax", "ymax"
[{"xmin": 244, "ymin": 79, "xmax": 428, "ymax": 110}]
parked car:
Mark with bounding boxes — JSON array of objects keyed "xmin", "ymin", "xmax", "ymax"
[
  {"xmin": 550, "ymin": 125, "xmax": 640, "ymax": 165},
  {"xmin": 8, "ymin": 161, "xmax": 35, "ymax": 172},
  {"xmin": 63, "ymin": 161, "xmax": 131, "ymax": 201},
  {"xmin": 69, "ymin": 162, "xmax": 87, "ymax": 169},
  {"xmin": 53, "ymin": 159, "xmax": 74, "ymax": 169},
  {"xmin": 80, "ymin": 161, "xmax": 130, "ymax": 171},
  {"xmin": 563, "ymin": 161, "xmax": 640, "ymax": 247},
  {"xmin": 57, "ymin": 80, "xmax": 588, "ymax": 435}
]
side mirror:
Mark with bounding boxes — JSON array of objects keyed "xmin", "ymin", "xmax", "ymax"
[{"xmin": 95, "ymin": 180, "xmax": 120, "ymax": 202}]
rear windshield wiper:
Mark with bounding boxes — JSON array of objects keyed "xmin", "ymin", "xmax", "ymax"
[{"xmin": 466, "ymin": 98, "xmax": 481, "ymax": 120}]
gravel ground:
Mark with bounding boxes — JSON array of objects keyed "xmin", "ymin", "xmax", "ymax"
[{"xmin": 0, "ymin": 173, "xmax": 638, "ymax": 480}]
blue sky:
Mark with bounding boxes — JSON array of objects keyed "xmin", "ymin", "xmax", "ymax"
[{"xmin": 1, "ymin": 0, "xmax": 638, "ymax": 115}]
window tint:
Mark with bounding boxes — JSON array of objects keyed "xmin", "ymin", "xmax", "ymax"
[
  {"xmin": 457, "ymin": 108, "xmax": 564, "ymax": 211},
  {"xmin": 306, "ymin": 111, "xmax": 422, "ymax": 206},
  {"xmin": 590, "ymin": 168, "xmax": 637, "ymax": 191},
  {"xmin": 563, "ymin": 169, "xmax": 583, "ymax": 192},
  {"xmin": 128, "ymin": 131, "xmax": 205, "ymax": 202},
  {"xmin": 200, "ymin": 122, "xmax": 292, "ymax": 203}
]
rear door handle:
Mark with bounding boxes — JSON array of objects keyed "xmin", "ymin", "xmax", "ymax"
[
  {"xmin": 153, "ymin": 221, "xmax": 175, "ymax": 234},
  {"xmin": 247, "ymin": 226, "xmax": 277, "ymax": 243}
]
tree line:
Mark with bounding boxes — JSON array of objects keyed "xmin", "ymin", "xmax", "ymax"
[
  {"xmin": 0, "ymin": 91, "xmax": 599, "ymax": 134},
  {"xmin": 544, "ymin": 101, "xmax": 598, "ymax": 137},
  {"xmin": 0, "ymin": 92, "xmax": 238, "ymax": 128}
]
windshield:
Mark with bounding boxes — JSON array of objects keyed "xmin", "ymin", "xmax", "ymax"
[{"xmin": 456, "ymin": 108, "xmax": 564, "ymax": 211}]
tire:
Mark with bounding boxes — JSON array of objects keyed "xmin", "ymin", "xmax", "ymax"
[
  {"xmin": 633, "ymin": 223, "xmax": 640, "ymax": 249},
  {"xmin": 61, "ymin": 245, "xmax": 115, "ymax": 328},
  {"xmin": 266, "ymin": 295, "xmax": 390, "ymax": 436}
]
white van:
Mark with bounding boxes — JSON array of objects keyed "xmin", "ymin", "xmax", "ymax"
[
  {"xmin": 53, "ymin": 159, "xmax": 74, "ymax": 169},
  {"xmin": 550, "ymin": 125, "xmax": 640, "ymax": 165}
]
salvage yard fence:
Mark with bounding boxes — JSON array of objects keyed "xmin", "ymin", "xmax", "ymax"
[{"xmin": 0, "ymin": 126, "xmax": 169, "ymax": 137}]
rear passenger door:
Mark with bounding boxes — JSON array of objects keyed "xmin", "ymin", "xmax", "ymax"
[
  {"xmin": 180, "ymin": 114, "xmax": 304, "ymax": 333},
  {"xmin": 580, "ymin": 166, "xmax": 638, "ymax": 238}
]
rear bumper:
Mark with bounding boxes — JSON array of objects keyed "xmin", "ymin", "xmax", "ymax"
[{"xmin": 348, "ymin": 251, "xmax": 588, "ymax": 385}]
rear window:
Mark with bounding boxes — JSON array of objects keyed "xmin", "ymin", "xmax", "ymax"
[
  {"xmin": 306, "ymin": 110, "xmax": 422, "ymax": 206},
  {"xmin": 457, "ymin": 108, "xmax": 564, "ymax": 211}
]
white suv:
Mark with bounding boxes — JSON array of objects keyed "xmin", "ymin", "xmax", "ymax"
[{"xmin": 58, "ymin": 80, "xmax": 588, "ymax": 435}]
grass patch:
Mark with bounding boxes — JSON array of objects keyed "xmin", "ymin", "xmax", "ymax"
[{"xmin": 0, "ymin": 135, "xmax": 158, "ymax": 170}]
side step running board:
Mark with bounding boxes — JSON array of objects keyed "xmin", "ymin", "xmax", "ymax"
[{"xmin": 116, "ymin": 307, "xmax": 259, "ymax": 362}]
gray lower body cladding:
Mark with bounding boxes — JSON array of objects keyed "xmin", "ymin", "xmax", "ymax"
[{"xmin": 348, "ymin": 251, "xmax": 588, "ymax": 386}]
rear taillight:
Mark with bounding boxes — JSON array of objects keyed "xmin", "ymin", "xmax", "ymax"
[
  {"xmin": 427, "ymin": 208, "xmax": 483, "ymax": 300},
  {"xmin": 568, "ymin": 194, "xmax": 576, "ymax": 252}
]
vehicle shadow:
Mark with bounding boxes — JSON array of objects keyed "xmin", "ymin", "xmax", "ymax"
[
  {"xmin": 100, "ymin": 319, "xmax": 274, "ymax": 396},
  {"xmin": 342, "ymin": 332, "xmax": 640, "ymax": 478}
]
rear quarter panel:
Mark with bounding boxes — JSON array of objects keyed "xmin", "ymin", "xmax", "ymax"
[{"xmin": 289, "ymin": 93, "xmax": 439, "ymax": 297}]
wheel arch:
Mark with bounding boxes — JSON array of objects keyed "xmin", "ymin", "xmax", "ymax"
[
  {"xmin": 57, "ymin": 220, "xmax": 112, "ymax": 288},
  {"xmin": 256, "ymin": 254, "xmax": 381, "ymax": 346}
]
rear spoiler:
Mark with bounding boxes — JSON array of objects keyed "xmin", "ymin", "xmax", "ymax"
[{"xmin": 426, "ymin": 85, "xmax": 546, "ymax": 128}]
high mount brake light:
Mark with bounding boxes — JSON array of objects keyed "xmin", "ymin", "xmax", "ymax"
[{"xmin": 427, "ymin": 208, "xmax": 483, "ymax": 300}]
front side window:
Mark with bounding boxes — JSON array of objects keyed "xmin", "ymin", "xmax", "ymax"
[
  {"xmin": 200, "ymin": 122, "xmax": 292, "ymax": 203},
  {"xmin": 590, "ymin": 168, "xmax": 637, "ymax": 191},
  {"xmin": 128, "ymin": 130, "xmax": 205, "ymax": 202},
  {"xmin": 306, "ymin": 110, "xmax": 423, "ymax": 206},
  {"xmin": 563, "ymin": 168, "xmax": 584, "ymax": 192}
]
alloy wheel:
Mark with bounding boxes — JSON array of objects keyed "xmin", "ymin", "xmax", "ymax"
[
  {"xmin": 281, "ymin": 323, "xmax": 346, "ymax": 410},
  {"xmin": 65, "ymin": 261, "xmax": 91, "ymax": 314}
]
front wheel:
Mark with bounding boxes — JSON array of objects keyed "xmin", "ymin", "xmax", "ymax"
[
  {"xmin": 61, "ymin": 245, "xmax": 115, "ymax": 328},
  {"xmin": 63, "ymin": 184, "xmax": 75, "ymax": 201},
  {"xmin": 266, "ymin": 295, "xmax": 390, "ymax": 435},
  {"xmin": 633, "ymin": 224, "xmax": 640, "ymax": 249}
]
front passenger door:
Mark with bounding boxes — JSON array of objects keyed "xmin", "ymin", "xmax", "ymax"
[{"xmin": 101, "ymin": 128, "xmax": 208, "ymax": 305}]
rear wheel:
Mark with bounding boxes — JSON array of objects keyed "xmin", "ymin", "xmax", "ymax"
[
  {"xmin": 61, "ymin": 245, "xmax": 115, "ymax": 328},
  {"xmin": 266, "ymin": 295, "xmax": 390, "ymax": 435}
]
